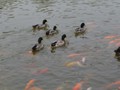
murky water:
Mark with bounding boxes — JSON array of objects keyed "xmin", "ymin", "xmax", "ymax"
[{"xmin": 0, "ymin": 0, "xmax": 120, "ymax": 90}]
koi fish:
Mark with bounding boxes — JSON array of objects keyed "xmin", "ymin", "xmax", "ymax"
[
  {"xmin": 29, "ymin": 86, "xmax": 43, "ymax": 90},
  {"xmin": 65, "ymin": 61, "xmax": 78, "ymax": 67},
  {"xmin": 24, "ymin": 79, "xmax": 43, "ymax": 90},
  {"xmin": 106, "ymin": 80, "xmax": 120, "ymax": 88},
  {"xmin": 87, "ymin": 87, "xmax": 92, "ymax": 90},
  {"xmin": 109, "ymin": 38, "xmax": 120, "ymax": 44},
  {"xmin": 104, "ymin": 35, "xmax": 117, "ymax": 39},
  {"xmin": 65, "ymin": 57, "xmax": 86, "ymax": 67},
  {"xmin": 34, "ymin": 68, "xmax": 48, "ymax": 75},
  {"xmin": 67, "ymin": 53, "xmax": 81, "ymax": 58},
  {"xmin": 24, "ymin": 79, "xmax": 35, "ymax": 90},
  {"xmin": 73, "ymin": 81, "xmax": 84, "ymax": 90}
]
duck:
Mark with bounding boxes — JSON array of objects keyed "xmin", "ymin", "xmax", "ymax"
[
  {"xmin": 74, "ymin": 23, "xmax": 87, "ymax": 35},
  {"xmin": 50, "ymin": 34, "xmax": 68, "ymax": 52},
  {"xmin": 114, "ymin": 47, "xmax": 120, "ymax": 56},
  {"xmin": 32, "ymin": 37, "xmax": 44, "ymax": 54},
  {"xmin": 46, "ymin": 26, "xmax": 59, "ymax": 36},
  {"xmin": 32, "ymin": 19, "xmax": 49, "ymax": 32}
]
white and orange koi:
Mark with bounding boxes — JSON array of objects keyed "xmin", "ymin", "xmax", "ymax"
[{"xmin": 65, "ymin": 57, "xmax": 86, "ymax": 67}]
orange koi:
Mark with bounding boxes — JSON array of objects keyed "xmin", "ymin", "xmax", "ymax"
[
  {"xmin": 106, "ymin": 80, "xmax": 120, "ymax": 88},
  {"xmin": 104, "ymin": 35, "xmax": 117, "ymax": 39},
  {"xmin": 24, "ymin": 79, "xmax": 43, "ymax": 90},
  {"xmin": 29, "ymin": 87, "xmax": 43, "ymax": 90},
  {"xmin": 34, "ymin": 68, "xmax": 48, "ymax": 75},
  {"xmin": 24, "ymin": 79, "xmax": 35, "ymax": 90},
  {"xmin": 109, "ymin": 38, "xmax": 120, "ymax": 44},
  {"xmin": 67, "ymin": 53, "xmax": 81, "ymax": 58},
  {"xmin": 73, "ymin": 81, "xmax": 84, "ymax": 90}
]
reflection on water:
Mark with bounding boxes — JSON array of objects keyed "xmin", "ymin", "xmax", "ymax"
[{"xmin": 0, "ymin": 0, "xmax": 120, "ymax": 90}]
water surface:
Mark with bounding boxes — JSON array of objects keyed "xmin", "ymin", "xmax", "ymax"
[{"xmin": 0, "ymin": 0, "xmax": 120, "ymax": 90}]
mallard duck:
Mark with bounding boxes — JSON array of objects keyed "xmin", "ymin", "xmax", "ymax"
[
  {"xmin": 32, "ymin": 19, "xmax": 49, "ymax": 32},
  {"xmin": 46, "ymin": 26, "xmax": 59, "ymax": 36},
  {"xmin": 32, "ymin": 37, "xmax": 44, "ymax": 54},
  {"xmin": 75, "ymin": 23, "xmax": 87, "ymax": 35},
  {"xmin": 50, "ymin": 34, "xmax": 68, "ymax": 52}
]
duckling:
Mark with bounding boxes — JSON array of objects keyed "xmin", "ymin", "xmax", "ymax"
[
  {"xmin": 114, "ymin": 47, "xmax": 120, "ymax": 56},
  {"xmin": 75, "ymin": 23, "xmax": 87, "ymax": 36},
  {"xmin": 32, "ymin": 19, "xmax": 49, "ymax": 32},
  {"xmin": 46, "ymin": 26, "xmax": 59, "ymax": 36},
  {"xmin": 32, "ymin": 37, "xmax": 44, "ymax": 54},
  {"xmin": 51, "ymin": 34, "xmax": 68, "ymax": 50}
]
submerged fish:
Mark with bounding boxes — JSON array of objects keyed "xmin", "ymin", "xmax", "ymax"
[
  {"xmin": 104, "ymin": 35, "xmax": 117, "ymax": 39},
  {"xmin": 34, "ymin": 68, "xmax": 48, "ymax": 75},
  {"xmin": 109, "ymin": 38, "xmax": 120, "ymax": 44},
  {"xmin": 65, "ymin": 57, "xmax": 86, "ymax": 67},
  {"xmin": 73, "ymin": 81, "xmax": 84, "ymax": 90},
  {"xmin": 24, "ymin": 79, "xmax": 35, "ymax": 90},
  {"xmin": 87, "ymin": 87, "xmax": 92, "ymax": 90},
  {"xmin": 28, "ymin": 87, "xmax": 43, "ymax": 90},
  {"xmin": 106, "ymin": 80, "xmax": 120, "ymax": 88},
  {"xmin": 65, "ymin": 61, "xmax": 78, "ymax": 67},
  {"xmin": 24, "ymin": 79, "xmax": 43, "ymax": 90},
  {"xmin": 67, "ymin": 53, "xmax": 81, "ymax": 58}
]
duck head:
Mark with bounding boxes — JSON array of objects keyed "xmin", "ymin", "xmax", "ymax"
[
  {"xmin": 42, "ymin": 19, "xmax": 47, "ymax": 24},
  {"xmin": 38, "ymin": 37, "xmax": 43, "ymax": 44},
  {"xmin": 61, "ymin": 34, "xmax": 67, "ymax": 41},
  {"xmin": 53, "ymin": 26, "xmax": 57, "ymax": 30},
  {"xmin": 80, "ymin": 23, "xmax": 85, "ymax": 28}
]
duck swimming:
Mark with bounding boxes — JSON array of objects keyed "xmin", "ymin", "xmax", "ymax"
[
  {"xmin": 50, "ymin": 34, "xmax": 68, "ymax": 52},
  {"xmin": 75, "ymin": 23, "xmax": 87, "ymax": 36},
  {"xmin": 46, "ymin": 26, "xmax": 59, "ymax": 36},
  {"xmin": 32, "ymin": 19, "xmax": 49, "ymax": 32},
  {"xmin": 32, "ymin": 37, "xmax": 44, "ymax": 54}
]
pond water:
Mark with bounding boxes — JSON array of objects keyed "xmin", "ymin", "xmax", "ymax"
[{"xmin": 0, "ymin": 0, "xmax": 120, "ymax": 90}]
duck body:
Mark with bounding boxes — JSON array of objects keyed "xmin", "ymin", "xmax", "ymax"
[
  {"xmin": 50, "ymin": 34, "xmax": 68, "ymax": 52},
  {"xmin": 32, "ymin": 37, "xmax": 44, "ymax": 54},
  {"xmin": 37, "ymin": 23, "xmax": 49, "ymax": 30},
  {"xmin": 46, "ymin": 26, "xmax": 59, "ymax": 36},
  {"xmin": 74, "ymin": 23, "xmax": 87, "ymax": 35},
  {"xmin": 75, "ymin": 27, "xmax": 87, "ymax": 34},
  {"xmin": 52, "ymin": 40, "xmax": 65, "ymax": 48},
  {"xmin": 32, "ymin": 19, "xmax": 49, "ymax": 32}
]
